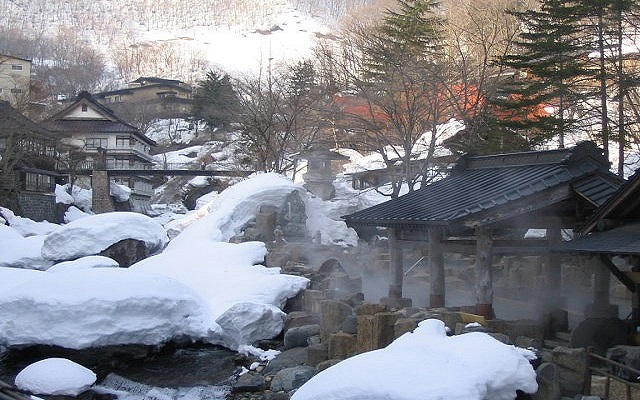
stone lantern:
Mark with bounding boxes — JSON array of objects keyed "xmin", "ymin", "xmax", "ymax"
[{"xmin": 296, "ymin": 147, "xmax": 348, "ymax": 200}]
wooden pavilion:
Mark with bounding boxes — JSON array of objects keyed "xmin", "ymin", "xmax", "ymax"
[{"xmin": 343, "ymin": 141, "xmax": 623, "ymax": 322}]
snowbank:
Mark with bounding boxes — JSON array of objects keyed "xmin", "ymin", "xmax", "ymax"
[{"xmin": 292, "ymin": 319, "xmax": 538, "ymax": 400}]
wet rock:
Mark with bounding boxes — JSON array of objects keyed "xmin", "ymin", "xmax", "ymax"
[
  {"xmin": 320, "ymin": 300, "xmax": 353, "ymax": 343},
  {"xmin": 327, "ymin": 332, "xmax": 356, "ymax": 360},
  {"xmin": 283, "ymin": 325, "xmax": 320, "ymax": 350},
  {"xmin": 284, "ymin": 312, "xmax": 320, "ymax": 331},
  {"xmin": 341, "ymin": 315, "xmax": 358, "ymax": 334},
  {"xmin": 99, "ymin": 239, "xmax": 151, "ymax": 267},
  {"xmin": 606, "ymin": 345, "xmax": 640, "ymax": 381},
  {"xmin": 306, "ymin": 343, "xmax": 327, "ymax": 367},
  {"xmin": 570, "ymin": 317, "xmax": 629, "ymax": 356},
  {"xmin": 552, "ymin": 347, "xmax": 587, "ymax": 397},
  {"xmin": 233, "ymin": 371, "xmax": 267, "ymax": 393},
  {"xmin": 531, "ymin": 362, "xmax": 561, "ymax": 400},
  {"xmin": 315, "ymin": 359, "xmax": 341, "ymax": 372},
  {"xmin": 269, "ymin": 366, "xmax": 315, "ymax": 392},
  {"xmin": 263, "ymin": 348, "xmax": 308, "ymax": 375}
]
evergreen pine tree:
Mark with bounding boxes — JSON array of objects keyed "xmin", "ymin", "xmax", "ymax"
[
  {"xmin": 494, "ymin": 0, "xmax": 593, "ymax": 148},
  {"xmin": 362, "ymin": 0, "xmax": 443, "ymax": 83},
  {"xmin": 190, "ymin": 70, "xmax": 239, "ymax": 131}
]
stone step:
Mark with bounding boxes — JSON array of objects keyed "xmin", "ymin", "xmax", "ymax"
[
  {"xmin": 543, "ymin": 338, "xmax": 568, "ymax": 350},
  {"xmin": 554, "ymin": 331, "xmax": 571, "ymax": 342}
]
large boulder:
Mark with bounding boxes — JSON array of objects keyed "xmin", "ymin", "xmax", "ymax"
[{"xmin": 41, "ymin": 212, "xmax": 168, "ymax": 262}]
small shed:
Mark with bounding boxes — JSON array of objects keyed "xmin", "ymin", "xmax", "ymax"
[{"xmin": 343, "ymin": 141, "xmax": 622, "ymax": 322}]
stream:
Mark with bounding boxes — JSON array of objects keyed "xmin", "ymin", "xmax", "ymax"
[{"xmin": 0, "ymin": 343, "xmax": 241, "ymax": 400}]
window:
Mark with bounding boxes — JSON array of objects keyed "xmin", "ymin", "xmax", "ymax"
[
  {"xmin": 10, "ymin": 88, "xmax": 23, "ymax": 93},
  {"xmin": 81, "ymin": 104, "xmax": 88, "ymax": 112},
  {"xmin": 11, "ymin": 65, "xmax": 23, "ymax": 71},
  {"xmin": 24, "ymin": 172, "xmax": 51, "ymax": 191},
  {"xmin": 85, "ymin": 138, "xmax": 108, "ymax": 149},
  {"xmin": 113, "ymin": 159, "xmax": 134, "ymax": 169},
  {"xmin": 116, "ymin": 136, "xmax": 132, "ymax": 148}
]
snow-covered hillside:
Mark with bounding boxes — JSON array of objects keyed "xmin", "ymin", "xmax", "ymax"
[{"xmin": 0, "ymin": 0, "xmax": 364, "ymax": 78}]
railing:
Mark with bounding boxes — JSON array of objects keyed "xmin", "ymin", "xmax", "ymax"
[
  {"xmin": 153, "ymin": 162, "xmax": 206, "ymax": 170},
  {"xmin": 584, "ymin": 348, "xmax": 640, "ymax": 399}
]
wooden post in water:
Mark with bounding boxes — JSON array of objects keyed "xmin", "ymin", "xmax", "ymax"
[
  {"xmin": 429, "ymin": 227, "xmax": 445, "ymax": 308},
  {"xmin": 544, "ymin": 228, "xmax": 567, "ymax": 332},
  {"xmin": 475, "ymin": 226, "xmax": 494, "ymax": 319},
  {"xmin": 382, "ymin": 227, "xmax": 412, "ymax": 309},
  {"xmin": 388, "ymin": 227, "xmax": 403, "ymax": 299}
]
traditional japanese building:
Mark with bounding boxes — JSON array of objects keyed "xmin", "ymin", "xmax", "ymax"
[
  {"xmin": 343, "ymin": 142, "xmax": 622, "ymax": 330},
  {"xmin": 43, "ymin": 91, "xmax": 157, "ymax": 213}
]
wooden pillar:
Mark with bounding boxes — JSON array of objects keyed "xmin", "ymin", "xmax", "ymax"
[
  {"xmin": 475, "ymin": 226, "xmax": 494, "ymax": 319},
  {"xmin": 631, "ymin": 257, "xmax": 640, "ymax": 321},
  {"xmin": 585, "ymin": 256, "xmax": 617, "ymax": 318},
  {"xmin": 388, "ymin": 227, "xmax": 403, "ymax": 299},
  {"xmin": 381, "ymin": 228, "xmax": 412, "ymax": 309},
  {"xmin": 428, "ymin": 227, "xmax": 445, "ymax": 308},
  {"xmin": 593, "ymin": 260, "xmax": 611, "ymax": 307},
  {"xmin": 546, "ymin": 229, "xmax": 562, "ymax": 294},
  {"xmin": 543, "ymin": 228, "xmax": 568, "ymax": 332}
]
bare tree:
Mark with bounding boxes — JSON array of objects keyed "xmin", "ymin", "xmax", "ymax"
[
  {"xmin": 0, "ymin": 102, "xmax": 60, "ymax": 192},
  {"xmin": 315, "ymin": 2, "xmax": 454, "ymax": 198},
  {"xmin": 234, "ymin": 60, "xmax": 325, "ymax": 174}
]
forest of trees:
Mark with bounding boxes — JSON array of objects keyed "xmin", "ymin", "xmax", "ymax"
[{"xmin": 2, "ymin": 0, "xmax": 640, "ymax": 196}]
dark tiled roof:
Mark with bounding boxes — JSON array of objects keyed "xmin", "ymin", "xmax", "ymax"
[
  {"xmin": 43, "ymin": 92, "xmax": 156, "ymax": 146},
  {"xmin": 0, "ymin": 100, "xmax": 54, "ymax": 139},
  {"xmin": 44, "ymin": 119, "xmax": 138, "ymax": 134},
  {"xmin": 343, "ymin": 141, "xmax": 621, "ymax": 229},
  {"xmin": 579, "ymin": 168, "xmax": 640, "ymax": 234},
  {"xmin": 556, "ymin": 222, "xmax": 640, "ymax": 255}
]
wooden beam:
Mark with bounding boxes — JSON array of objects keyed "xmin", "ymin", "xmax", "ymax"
[
  {"xmin": 462, "ymin": 185, "xmax": 573, "ymax": 228},
  {"xmin": 598, "ymin": 254, "xmax": 636, "ymax": 292},
  {"xmin": 442, "ymin": 239, "xmax": 552, "ymax": 256}
]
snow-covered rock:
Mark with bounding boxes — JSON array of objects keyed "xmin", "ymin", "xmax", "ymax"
[
  {"xmin": 15, "ymin": 358, "xmax": 97, "ymax": 396},
  {"xmin": 215, "ymin": 302, "xmax": 286, "ymax": 350},
  {"xmin": 0, "ymin": 268, "xmax": 212, "ymax": 349},
  {"xmin": 130, "ymin": 240, "xmax": 309, "ymax": 350},
  {"xmin": 41, "ymin": 212, "xmax": 168, "ymax": 262}
]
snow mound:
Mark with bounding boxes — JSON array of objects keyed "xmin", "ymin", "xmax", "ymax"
[
  {"xmin": 15, "ymin": 358, "xmax": 97, "ymax": 396},
  {"xmin": 0, "ymin": 268, "xmax": 213, "ymax": 349},
  {"xmin": 41, "ymin": 212, "xmax": 169, "ymax": 261},
  {"xmin": 165, "ymin": 173, "xmax": 302, "ymax": 245},
  {"xmin": 47, "ymin": 256, "xmax": 119, "ymax": 272},
  {"xmin": 130, "ymin": 240, "xmax": 309, "ymax": 351},
  {"xmin": 291, "ymin": 319, "xmax": 538, "ymax": 400},
  {"xmin": 0, "ymin": 235, "xmax": 53, "ymax": 270}
]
